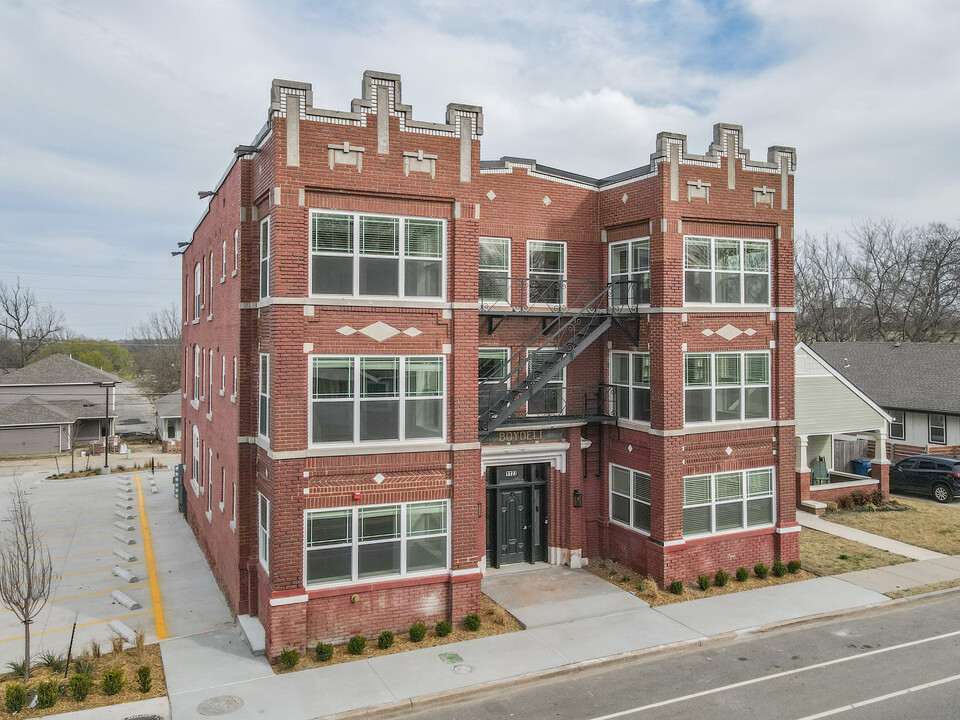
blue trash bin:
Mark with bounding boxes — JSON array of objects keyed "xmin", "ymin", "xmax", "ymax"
[{"xmin": 851, "ymin": 459, "xmax": 872, "ymax": 477}]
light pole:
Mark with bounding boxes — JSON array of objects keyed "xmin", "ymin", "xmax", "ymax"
[{"xmin": 98, "ymin": 382, "xmax": 117, "ymax": 472}]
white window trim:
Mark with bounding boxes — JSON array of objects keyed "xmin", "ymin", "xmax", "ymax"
[
  {"xmin": 610, "ymin": 351, "xmax": 651, "ymax": 424},
  {"xmin": 683, "ymin": 351, "xmax": 771, "ymax": 426},
  {"xmin": 192, "ymin": 345, "xmax": 200, "ymax": 401},
  {"xmin": 308, "ymin": 354, "xmax": 447, "ymax": 448},
  {"xmin": 527, "ymin": 239, "xmax": 567, "ymax": 306},
  {"xmin": 308, "ymin": 209, "xmax": 447, "ymax": 301},
  {"xmin": 682, "ymin": 467, "xmax": 776, "ymax": 539},
  {"xmin": 258, "ymin": 493, "xmax": 270, "ymax": 572},
  {"xmin": 231, "ymin": 356, "xmax": 237, "ymax": 403},
  {"xmin": 259, "ymin": 217, "xmax": 270, "ymax": 300},
  {"xmin": 191, "ymin": 426, "xmax": 200, "ymax": 496},
  {"xmin": 608, "ymin": 462, "xmax": 651, "ymax": 536},
  {"xmin": 219, "ymin": 468, "xmax": 225, "ymax": 513},
  {"xmin": 302, "ymin": 499, "xmax": 450, "ymax": 590},
  {"xmin": 929, "ymin": 413, "xmax": 947, "ymax": 445},
  {"xmin": 258, "ymin": 353, "xmax": 270, "ymax": 439},
  {"xmin": 208, "ymin": 349, "xmax": 214, "ymax": 415},
  {"xmin": 608, "ymin": 236, "xmax": 651, "ymax": 308},
  {"xmin": 221, "ymin": 240, "xmax": 227, "ymax": 281},
  {"xmin": 206, "ymin": 448, "xmax": 213, "ymax": 520},
  {"xmin": 193, "ymin": 263, "xmax": 201, "ymax": 320},
  {"xmin": 479, "ymin": 236, "xmax": 511, "ymax": 305},
  {"xmin": 525, "ymin": 348, "xmax": 565, "ymax": 417},
  {"xmin": 233, "ymin": 228, "xmax": 239, "ymax": 275},
  {"xmin": 889, "ymin": 409, "xmax": 905, "ymax": 441},
  {"xmin": 208, "ymin": 250, "xmax": 214, "ymax": 318},
  {"xmin": 682, "ymin": 235, "xmax": 772, "ymax": 307}
]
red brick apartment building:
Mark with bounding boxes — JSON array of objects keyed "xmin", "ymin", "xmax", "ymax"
[{"xmin": 181, "ymin": 71, "xmax": 799, "ymax": 657}]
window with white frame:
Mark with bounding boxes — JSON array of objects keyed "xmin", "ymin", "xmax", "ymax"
[
  {"xmin": 192, "ymin": 426, "xmax": 199, "ymax": 481},
  {"xmin": 609, "ymin": 464, "xmax": 651, "ymax": 533},
  {"xmin": 258, "ymin": 354, "xmax": 269, "ymax": 438},
  {"xmin": 304, "ymin": 500, "xmax": 448, "ymax": 587},
  {"xmin": 234, "ymin": 229, "xmax": 239, "ymax": 272},
  {"xmin": 310, "ymin": 211, "xmax": 445, "ymax": 298},
  {"xmin": 258, "ymin": 493, "xmax": 270, "ymax": 570},
  {"xmin": 929, "ymin": 413, "xmax": 946, "ymax": 444},
  {"xmin": 311, "ymin": 356, "xmax": 444, "ymax": 444},
  {"xmin": 479, "ymin": 237, "xmax": 510, "ymax": 303},
  {"xmin": 611, "ymin": 352, "xmax": 650, "ymax": 422},
  {"xmin": 527, "ymin": 349, "xmax": 564, "ymax": 415},
  {"xmin": 889, "ymin": 410, "xmax": 905, "ymax": 441},
  {"xmin": 232, "ymin": 482, "xmax": 237, "ymax": 522},
  {"xmin": 232, "ymin": 357, "xmax": 237, "ymax": 399},
  {"xmin": 221, "ymin": 240, "xmax": 226, "ymax": 279},
  {"xmin": 220, "ymin": 354, "xmax": 225, "ymax": 395},
  {"xmin": 610, "ymin": 238, "xmax": 650, "ymax": 306},
  {"xmin": 259, "ymin": 217, "xmax": 270, "ymax": 299},
  {"xmin": 683, "ymin": 236, "xmax": 770, "ymax": 305},
  {"xmin": 193, "ymin": 263, "xmax": 201, "ymax": 319},
  {"xmin": 208, "ymin": 349, "xmax": 213, "ymax": 413},
  {"xmin": 192, "ymin": 346, "xmax": 200, "ymax": 400},
  {"xmin": 207, "ymin": 449, "xmax": 213, "ymax": 512},
  {"xmin": 684, "ymin": 352, "xmax": 770, "ymax": 424},
  {"xmin": 682, "ymin": 468, "xmax": 775, "ymax": 537},
  {"xmin": 478, "ymin": 348, "xmax": 509, "ymax": 411},
  {"xmin": 527, "ymin": 241, "xmax": 565, "ymax": 304},
  {"xmin": 220, "ymin": 468, "xmax": 225, "ymax": 511},
  {"xmin": 209, "ymin": 251, "xmax": 214, "ymax": 313}
]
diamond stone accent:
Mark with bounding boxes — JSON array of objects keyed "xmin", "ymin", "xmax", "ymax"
[
  {"xmin": 373, "ymin": 473, "xmax": 385, "ymax": 484},
  {"xmin": 336, "ymin": 326, "xmax": 357, "ymax": 336},
  {"xmin": 359, "ymin": 321, "xmax": 400, "ymax": 342},
  {"xmin": 715, "ymin": 324, "xmax": 743, "ymax": 340},
  {"xmin": 402, "ymin": 328, "xmax": 422, "ymax": 337},
  {"xmin": 621, "ymin": 193, "xmax": 628, "ymax": 204},
  {"xmin": 542, "ymin": 195, "xmax": 551, "ymax": 206},
  {"xmin": 725, "ymin": 446, "xmax": 733, "ymax": 456},
  {"xmin": 744, "ymin": 328, "xmax": 756, "ymax": 336},
  {"xmin": 627, "ymin": 444, "xmax": 633, "ymax": 452},
  {"xmin": 701, "ymin": 329, "xmax": 714, "ymax": 336},
  {"xmin": 486, "ymin": 190, "xmax": 496, "ymax": 201}
]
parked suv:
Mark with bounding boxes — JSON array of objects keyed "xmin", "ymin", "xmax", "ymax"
[{"xmin": 890, "ymin": 455, "xmax": 960, "ymax": 503}]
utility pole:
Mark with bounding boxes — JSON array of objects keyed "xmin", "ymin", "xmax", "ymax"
[{"xmin": 99, "ymin": 381, "xmax": 117, "ymax": 473}]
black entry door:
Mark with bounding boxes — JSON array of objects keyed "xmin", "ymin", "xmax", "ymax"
[{"xmin": 498, "ymin": 488, "xmax": 527, "ymax": 564}]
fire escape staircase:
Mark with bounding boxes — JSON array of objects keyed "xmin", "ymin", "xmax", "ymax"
[{"xmin": 478, "ymin": 285, "xmax": 617, "ymax": 438}]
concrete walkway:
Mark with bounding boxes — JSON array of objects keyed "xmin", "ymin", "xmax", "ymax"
[{"xmin": 796, "ymin": 510, "xmax": 946, "ymax": 560}]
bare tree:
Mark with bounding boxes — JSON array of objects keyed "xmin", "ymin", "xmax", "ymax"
[
  {"xmin": 0, "ymin": 483, "xmax": 55, "ymax": 682},
  {"xmin": 130, "ymin": 302, "xmax": 182, "ymax": 394},
  {"xmin": 0, "ymin": 278, "xmax": 67, "ymax": 367},
  {"xmin": 794, "ymin": 233, "xmax": 867, "ymax": 342}
]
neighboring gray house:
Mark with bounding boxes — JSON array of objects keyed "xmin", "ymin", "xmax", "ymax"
[
  {"xmin": 0, "ymin": 354, "xmax": 121, "ymax": 456},
  {"xmin": 154, "ymin": 391, "xmax": 182, "ymax": 442},
  {"xmin": 813, "ymin": 342, "xmax": 960, "ymax": 460}
]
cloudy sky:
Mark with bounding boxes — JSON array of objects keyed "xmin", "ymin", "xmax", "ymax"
[{"xmin": 1, "ymin": 0, "xmax": 958, "ymax": 339}]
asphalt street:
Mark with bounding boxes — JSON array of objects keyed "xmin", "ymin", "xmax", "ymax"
[{"xmin": 400, "ymin": 593, "xmax": 960, "ymax": 720}]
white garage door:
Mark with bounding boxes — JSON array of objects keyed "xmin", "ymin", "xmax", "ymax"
[{"xmin": 0, "ymin": 426, "xmax": 61, "ymax": 455}]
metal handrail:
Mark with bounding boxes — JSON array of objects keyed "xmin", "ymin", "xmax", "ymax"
[
  {"xmin": 480, "ymin": 277, "xmax": 645, "ymax": 314},
  {"xmin": 480, "ymin": 384, "xmax": 614, "ymax": 424}
]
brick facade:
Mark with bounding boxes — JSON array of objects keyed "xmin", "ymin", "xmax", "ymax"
[{"xmin": 182, "ymin": 71, "xmax": 799, "ymax": 658}]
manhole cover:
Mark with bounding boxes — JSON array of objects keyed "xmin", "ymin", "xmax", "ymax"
[
  {"xmin": 197, "ymin": 695, "xmax": 244, "ymax": 715},
  {"xmin": 439, "ymin": 652, "xmax": 463, "ymax": 664},
  {"xmin": 452, "ymin": 663, "xmax": 475, "ymax": 674}
]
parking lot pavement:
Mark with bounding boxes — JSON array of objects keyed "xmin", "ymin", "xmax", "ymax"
[{"xmin": 0, "ymin": 464, "xmax": 232, "ymax": 666}]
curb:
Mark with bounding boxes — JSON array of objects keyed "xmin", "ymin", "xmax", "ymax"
[{"xmin": 318, "ymin": 582, "xmax": 960, "ymax": 720}]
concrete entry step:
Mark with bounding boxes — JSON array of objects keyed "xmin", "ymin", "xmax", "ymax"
[
  {"xmin": 800, "ymin": 499, "xmax": 828, "ymax": 515},
  {"xmin": 237, "ymin": 614, "xmax": 266, "ymax": 655}
]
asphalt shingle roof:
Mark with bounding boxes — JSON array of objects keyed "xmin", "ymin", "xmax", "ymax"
[
  {"xmin": 0, "ymin": 354, "xmax": 122, "ymax": 387},
  {"xmin": 0, "ymin": 396, "xmax": 109, "ymax": 427},
  {"xmin": 153, "ymin": 391, "xmax": 182, "ymax": 419},
  {"xmin": 812, "ymin": 342, "xmax": 960, "ymax": 416}
]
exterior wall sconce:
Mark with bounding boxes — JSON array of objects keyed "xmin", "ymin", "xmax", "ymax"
[{"xmin": 573, "ymin": 490, "xmax": 583, "ymax": 508}]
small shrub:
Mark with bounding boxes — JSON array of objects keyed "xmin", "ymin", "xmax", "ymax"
[
  {"xmin": 5, "ymin": 658, "xmax": 25, "ymax": 679},
  {"xmin": 837, "ymin": 495, "xmax": 854, "ymax": 511},
  {"xmin": 109, "ymin": 632, "xmax": 125, "ymax": 655},
  {"xmin": 347, "ymin": 635, "xmax": 367, "ymax": 655},
  {"xmin": 4, "ymin": 683, "xmax": 27, "ymax": 713},
  {"xmin": 36, "ymin": 679, "xmax": 60, "ymax": 708},
  {"xmin": 69, "ymin": 673, "xmax": 92, "ymax": 702},
  {"xmin": 850, "ymin": 490, "xmax": 868, "ymax": 507},
  {"xmin": 869, "ymin": 489, "xmax": 884, "ymax": 505},
  {"xmin": 714, "ymin": 569, "xmax": 729, "ymax": 587},
  {"xmin": 87, "ymin": 639, "xmax": 102, "ymax": 659},
  {"xmin": 102, "ymin": 668, "xmax": 125, "ymax": 695},
  {"xmin": 598, "ymin": 562, "xmax": 606, "ymax": 570},
  {"xmin": 315, "ymin": 642, "xmax": 334, "ymax": 662},
  {"xmin": 754, "ymin": 563, "xmax": 769, "ymax": 579},
  {"xmin": 772, "ymin": 561, "xmax": 787, "ymax": 577},
  {"xmin": 74, "ymin": 656, "xmax": 95, "ymax": 678},
  {"xmin": 39, "ymin": 649, "xmax": 67, "ymax": 674},
  {"xmin": 464, "ymin": 613, "xmax": 481, "ymax": 631},
  {"xmin": 435, "ymin": 620, "xmax": 453, "ymax": 637},
  {"xmin": 787, "ymin": 560, "xmax": 802, "ymax": 574},
  {"xmin": 825, "ymin": 501, "xmax": 838, "ymax": 512},
  {"xmin": 668, "ymin": 579, "xmax": 684, "ymax": 595},
  {"xmin": 735, "ymin": 566, "xmax": 749, "ymax": 582},
  {"xmin": 697, "ymin": 574, "xmax": 711, "ymax": 591},
  {"xmin": 620, "ymin": 574, "xmax": 631, "ymax": 583},
  {"xmin": 278, "ymin": 649, "xmax": 299, "ymax": 669},
  {"xmin": 863, "ymin": 503, "xmax": 877, "ymax": 512},
  {"xmin": 136, "ymin": 665, "xmax": 152, "ymax": 693},
  {"xmin": 377, "ymin": 631, "xmax": 394, "ymax": 650},
  {"xmin": 409, "ymin": 621, "xmax": 427, "ymax": 642}
]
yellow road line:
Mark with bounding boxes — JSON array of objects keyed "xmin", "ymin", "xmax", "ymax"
[
  {"xmin": 0, "ymin": 583, "xmax": 148, "ymax": 612},
  {"xmin": 0, "ymin": 611, "xmax": 150, "ymax": 643},
  {"xmin": 136, "ymin": 474, "xmax": 166, "ymax": 639}
]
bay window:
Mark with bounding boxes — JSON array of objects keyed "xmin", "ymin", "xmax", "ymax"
[
  {"xmin": 311, "ymin": 355, "xmax": 445, "ymax": 444},
  {"xmin": 684, "ymin": 236, "xmax": 770, "ymax": 305},
  {"xmin": 611, "ymin": 351, "xmax": 650, "ymax": 422},
  {"xmin": 684, "ymin": 352, "xmax": 770, "ymax": 424},
  {"xmin": 310, "ymin": 211, "xmax": 445, "ymax": 298},
  {"xmin": 479, "ymin": 237, "xmax": 510, "ymax": 303},
  {"xmin": 610, "ymin": 238, "xmax": 650, "ymax": 306},
  {"xmin": 609, "ymin": 464, "xmax": 651, "ymax": 533},
  {"xmin": 305, "ymin": 500, "xmax": 448, "ymax": 587},
  {"xmin": 528, "ymin": 240, "xmax": 565, "ymax": 305},
  {"xmin": 682, "ymin": 468, "xmax": 775, "ymax": 537}
]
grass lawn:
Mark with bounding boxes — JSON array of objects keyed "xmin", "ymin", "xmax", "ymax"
[
  {"xmin": 800, "ymin": 528, "xmax": 912, "ymax": 576},
  {"xmin": 822, "ymin": 498, "xmax": 960, "ymax": 555}
]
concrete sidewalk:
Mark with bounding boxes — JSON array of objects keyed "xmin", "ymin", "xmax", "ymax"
[{"xmin": 797, "ymin": 510, "xmax": 945, "ymax": 560}]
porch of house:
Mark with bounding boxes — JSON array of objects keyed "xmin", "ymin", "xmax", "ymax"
[{"xmin": 796, "ymin": 428, "xmax": 889, "ymax": 515}]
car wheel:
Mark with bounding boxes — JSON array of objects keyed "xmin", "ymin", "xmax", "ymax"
[{"xmin": 933, "ymin": 484, "xmax": 951, "ymax": 503}]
